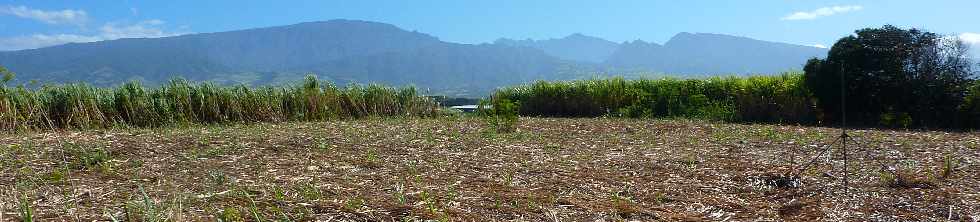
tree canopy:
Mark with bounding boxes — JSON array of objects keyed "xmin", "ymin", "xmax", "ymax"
[{"xmin": 804, "ymin": 25, "xmax": 977, "ymax": 128}]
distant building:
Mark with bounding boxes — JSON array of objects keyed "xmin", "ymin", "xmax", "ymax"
[{"xmin": 449, "ymin": 105, "xmax": 483, "ymax": 113}]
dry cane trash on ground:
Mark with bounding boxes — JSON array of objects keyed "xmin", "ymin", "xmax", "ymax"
[{"xmin": 0, "ymin": 117, "xmax": 978, "ymax": 221}]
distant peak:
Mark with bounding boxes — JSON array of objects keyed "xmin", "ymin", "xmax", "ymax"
[
  {"xmin": 669, "ymin": 32, "xmax": 736, "ymax": 40},
  {"xmin": 288, "ymin": 19, "xmax": 401, "ymax": 29},
  {"xmin": 492, "ymin": 37, "xmax": 530, "ymax": 45},
  {"xmin": 495, "ymin": 33, "xmax": 616, "ymax": 46},
  {"xmin": 667, "ymin": 32, "xmax": 762, "ymax": 45},
  {"xmin": 562, "ymin": 33, "xmax": 603, "ymax": 40},
  {"xmin": 665, "ymin": 32, "xmax": 825, "ymax": 49},
  {"xmin": 624, "ymin": 39, "xmax": 651, "ymax": 45},
  {"xmin": 304, "ymin": 19, "xmax": 375, "ymax": 24},
  {"xmin": 553, "ymin": 33, "xmax": 617, "ymax": 46}
]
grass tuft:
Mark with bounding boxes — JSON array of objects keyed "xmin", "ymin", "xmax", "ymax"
[
  {"xmin": 64, "ymin": 143, "xmax": 112, "ymax": 171},
  {"xmin": 18, "ymin": 193, "xmax": 33, "ymax": 222}
]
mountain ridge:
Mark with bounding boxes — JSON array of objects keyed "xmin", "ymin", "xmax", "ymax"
[
  {"xmin": 493, "ymin": 33, "xmax": 620, "ymax": 63},
  {"xmin": 602, "ymin": 32, "xmax": 826, "ymax": 75},
  {"xmin": 0, "ymin": 19, "xmax": 828, "ymax": 96}
]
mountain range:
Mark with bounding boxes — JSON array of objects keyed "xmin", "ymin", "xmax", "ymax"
[{"xmin": 0, "ymin": 19, "xmax": 828, "ymax": 97}]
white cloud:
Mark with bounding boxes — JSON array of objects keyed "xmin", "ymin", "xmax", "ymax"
[
  {"xmin": 0, "ymin": 20, "xmax": 188, "ymax": 51},
  {"xmin": 0, "ymin": 34, "xmax": 100, "ymax": 50},
  {"xmin": 781, "ymin": 5, "xmax": 863, "ymax": 21},
  {"xmin": 98, "ymin": 21, "xmax": 177, "ymax": 40},
  {"xmin": 960, "ymin": 33, "xmax": 980, "ymax": 58},
  {"xmin": 142, "ymin": 19, "xmax": 165, "ymax": 25},
  {"xmin": 960, "ymin": 33, "xmax": 980, "ymax": 45},
  {"xmin": 0, "ymin": 5, "xmax": 88, "ymax": 25},
  {"xmin": 810, "ymin": 44, "xmax": 828, "ymax": 49}
]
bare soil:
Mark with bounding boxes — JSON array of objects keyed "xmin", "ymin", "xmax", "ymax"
[{"xmin": 1, "ymin": 117, "xmax": 978, "ymax": 221}]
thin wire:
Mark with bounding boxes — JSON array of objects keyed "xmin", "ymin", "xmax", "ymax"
[{"xmin": 791, "ymin": 135, "xmax": 843, "ymax": 177}]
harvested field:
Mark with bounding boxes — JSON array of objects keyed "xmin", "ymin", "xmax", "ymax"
[{"xmin": 1, "ymin": 117, "xmax": 978, "ymax": 221}]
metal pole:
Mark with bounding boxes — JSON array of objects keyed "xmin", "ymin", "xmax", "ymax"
[{"xmin": 841, "ymin": 63, "xmax": 849, "ymax": 196}]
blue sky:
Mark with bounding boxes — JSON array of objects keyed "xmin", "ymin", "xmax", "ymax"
[{"xmin": 1, "ymin": 0, "xmax": 978, "ymax": 51}]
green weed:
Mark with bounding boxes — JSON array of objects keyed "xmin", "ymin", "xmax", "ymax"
[
  {"xmin": 18, "ymin": 193, "xmax": 33, "ymax": 222},
  {"xmin": 479, "ymin": 97, "xmax": 520, "ymax": 133},
  {"xmin": 64, "ymin": 143, "xmax": 112, "ymax": 171}
]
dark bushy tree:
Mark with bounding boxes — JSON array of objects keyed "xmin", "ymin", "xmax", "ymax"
[
  {"xmin": 962, "ymin": 81, "xmax": 980, "ymax": 127},
  {"xmin": 804, "ymin": 25, "xmax": 976, "ymax": 128}
]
